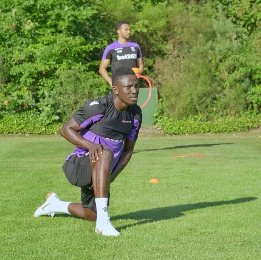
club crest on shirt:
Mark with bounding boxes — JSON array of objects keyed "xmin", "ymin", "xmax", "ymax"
[
  {"xmin": 115, "ymin": 48, "xmax": 123, "ymax": 53},
  {"xmin": 89, "ymin": 100, "xmax": 99, "ymax": 106},
  {"xmin": 131, "ymin": 47, "xmax": 136, "ymax": 52}
]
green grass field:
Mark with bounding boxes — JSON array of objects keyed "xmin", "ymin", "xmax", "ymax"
[{"xmin": 0, "ymin": 130, "xmax": 260, "ymax": 259}]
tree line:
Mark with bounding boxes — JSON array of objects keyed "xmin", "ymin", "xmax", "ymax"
[{"xmin": 0, "ymin": 0, "xmax": 260, "ymax": 133}]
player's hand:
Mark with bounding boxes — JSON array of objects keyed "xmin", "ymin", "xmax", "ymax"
[
  {"xmin": 132, "ymin": 67, "xmax": 140, "ymax": 74},
  {"xmin": 109, "ymin": 79, "xmax": 112, "ymax": 86},
  {"xmin": 89, "ymin": 144, "xmax": 104, "ymax": 162}
]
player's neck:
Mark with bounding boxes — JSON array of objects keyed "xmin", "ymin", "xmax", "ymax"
[
  {"xmin": 118, "ymin": 37, "xmax": 128, "ymax": 44},
  {"xmin": 113, "ymin": 95, "xmax": 128, "ymax": 111}
]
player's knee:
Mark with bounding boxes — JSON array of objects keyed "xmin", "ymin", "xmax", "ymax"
[{"xmin": 101, "ymin": 149, "xmax": 113, "ymax": 162}]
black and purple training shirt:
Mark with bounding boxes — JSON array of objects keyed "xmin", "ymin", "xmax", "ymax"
[
  {"xmin": 102, "ymin": 41, "xmax": 142, "ymax": 74},
  {"xmin": 66, "ymin": 93, "xmax": 142, "ymax": 171}
]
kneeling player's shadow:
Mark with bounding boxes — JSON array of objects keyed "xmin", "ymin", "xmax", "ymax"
[{"xmin": 112, "ymin": 197, "xmax": 257, "ymax": 231}]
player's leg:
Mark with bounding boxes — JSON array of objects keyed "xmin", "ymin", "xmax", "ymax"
[
  {"xmin": 34, "ymin": 151, "xmax": 120, "ymax": 235},
  {"xmin": 34, "ymin": 192, "xmax": 96, "ymax": 221},
  {"xmin": 91, "ymin": 148, "xmax": 113, "ymax": 197},
  {"xmin": 91, "ymin": 149, "xmax": 120, "ymax": 236},
  {"xmin": 34, "ymin": 154, "xmax": 92, "ymax": 218},
  {"xmin": 68, "ymin": 203, "xmax": 96, "ymax": 221},
  {"xmin": 68, "ymin": 185, "xmax": 97, "ymax": 221}
]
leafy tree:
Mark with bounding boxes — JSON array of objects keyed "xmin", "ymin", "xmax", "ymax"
[
  {"xmin": 153, "ymin": 1, "xmax": 260, "ymax": 119},
  {"xmin": 0, "ymin": 0, "xmax": 260, "ymax": 132},
  {"xmin": 0, "ymin": 0, "xmax": 112, "ymax": 122}
]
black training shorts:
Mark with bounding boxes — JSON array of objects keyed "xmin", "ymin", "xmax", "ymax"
[
  {"xmin": 62, "ymin": 154, "xmax": 92, "ymax": 187},
  {"xmin": 81, "ymin": 187, "xmax": 110, "ymax": 211},
  {"xmin": 63, "ymin": 155, "xmax": 96, "ymax": 210},
  {"xmin": 81, "ymin": 186, "xmax": 96, "ymax": 211}
]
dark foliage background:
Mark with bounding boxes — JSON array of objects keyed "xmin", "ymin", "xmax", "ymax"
[{"xmin": 0, "ymin": 0, "xmax": 260, "ymax": 133}]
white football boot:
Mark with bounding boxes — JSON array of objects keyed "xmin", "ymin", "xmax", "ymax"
[
  {"xmin": 95, "ymin": 218, "xmax": 120, "ymax": 237},
  {"xmin": 34, "ymin": 192, "xmax": 60, "ymax": 218}
]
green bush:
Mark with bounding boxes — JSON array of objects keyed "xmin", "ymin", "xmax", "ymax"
[
  {"xmin": 37, "ymin": 69, "xmax": 110, "ymax": 123},
  {"xmin": 154, "ymin": 3, "xmax": 261, "ymax": 119},
  {"xmin": 217, "ymin": 0, "xmax": 261, "ymax": 35},
  {"xmin": 0, "ymin": 0, "xmax": 113, "ymax": 124},
  {"xmin": 0, "ymin": 111, "xmax": 61, "ymax": 134},
  {"xmin": 1, "ymin": 110, "xmax": 259, "ymax": 136},
  {"xmin": 0, "ymin": 0, "xmax": 260, "ymax": 134},
  {"xmin": 156, "ymin": 113, "xmax": 261, "ymax": 135}
]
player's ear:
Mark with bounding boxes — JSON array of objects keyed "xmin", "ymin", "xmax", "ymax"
[{"xmin": 112, "ymin": 85, "xmax": 119, "ymax": 95}]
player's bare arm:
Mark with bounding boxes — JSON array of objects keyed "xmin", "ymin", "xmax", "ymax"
[
  {"xmin": 99, "ymin": 59, "xmax": 112, "ymax": 86},
  {"xmin": 60, "ymin": 118, "xmax": 104, "ymax": 162},
  {"xmin": 137, "ymin": 58, "xmax": 144, "ymax": 74}
]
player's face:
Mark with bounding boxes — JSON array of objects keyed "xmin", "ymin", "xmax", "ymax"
[
  {"xmin": 117, "ymin": 24, "xmax": 131, "ymax": 40},
  {"xmin": 115, "ymin": 75, "xmax": 139, "ymax": 105}
]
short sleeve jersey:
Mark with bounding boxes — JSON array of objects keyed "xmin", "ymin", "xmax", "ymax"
[
  {"xmin": 102, "ymin": 41, "xmax": 142, "ymax": 74},
  {"xmin": 67, "ymin": 93, "xmax": 142, "ymax": 170}
]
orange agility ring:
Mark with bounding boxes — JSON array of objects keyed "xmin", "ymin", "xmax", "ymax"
[
  {"xmin": 132, "ymin": 68, "xmax": 153, "ymax": 109},
  {"xmin": 136, "ymin": 74, "xmax": 152, "ymax": 109}
]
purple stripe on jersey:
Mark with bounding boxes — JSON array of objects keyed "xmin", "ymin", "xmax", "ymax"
[
  {"xmin": 79, "ymin": 114, "xmax": 104, "ymax": 129},
  {"xmin": 102, "ymin": 41, "xmax": 142, "ymax": 60},
  {"xmin": 66, "ymin": 131, "xmax": 124, "ymax": 170},
  {"xmin": 127, "ymin": 118, "xmax": 141, "ymax": 141}
]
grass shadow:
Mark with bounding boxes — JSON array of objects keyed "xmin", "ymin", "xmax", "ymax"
[
  {"xmin": 112, "ymin": 197, "xmax": 257, "ymax": 231},
  {"xmin": 134, "ymin": 143, "xmax": 233, "ymax": 154}
]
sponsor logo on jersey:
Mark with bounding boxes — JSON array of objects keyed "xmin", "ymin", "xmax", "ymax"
[
  {"xmin": 117, "ymin": 54, "xmax": 137, "ymax": 60},
  {"xmin": 89, "ymin": 100, "xmax": 99, "ymax": 106},
  {"xmin": 122, "ymin": 120, "xmax": 132, "ymax": 124}
]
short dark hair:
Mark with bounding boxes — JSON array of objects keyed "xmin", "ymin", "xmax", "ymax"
[
  {"xmin": 116, "ymin": 20, "xmax": 130, "ymax": 30},
  {"xmin": 112, "ymin": 67, "xmax": 136, "ymax": 86}
]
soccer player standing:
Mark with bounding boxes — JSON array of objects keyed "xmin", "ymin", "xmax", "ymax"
[
  {"xmin": 34, "ymin": 68, "xmax": 142, "ymax": 237},
  {"xmin": 99, "ymin": 21, "xmax": 144, "ymax": 86}
]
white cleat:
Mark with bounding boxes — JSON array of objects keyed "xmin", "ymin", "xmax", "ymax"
[
  {"xmin": 95, "ymin": 219, "xmax": 120, "ymax": 237},
  {"xmin": 34, "ymin": 192, "xmax": 60, "ymax": 218}
]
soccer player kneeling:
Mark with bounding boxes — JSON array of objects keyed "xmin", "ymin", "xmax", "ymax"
[{"xmin": 34, "ymin": 67, "xmax": 142, "ymax": 237}]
